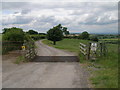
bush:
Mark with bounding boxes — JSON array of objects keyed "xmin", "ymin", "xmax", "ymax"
[
  {"xmin": 3, "ymin": 27, "xmax": 25, "ymax": 42},
  {"xmin": 90, "ymin": 36, "xmax": 99, "ymax": 42},
  {"xmin": 2, "ymin": 27, "xmax": 26, "ymax": 54},
  {"xmin": 26, "ymin": 30, "xmax": 38, "ymax": 35},
  {"xmin": 64, "ymin": 35, "xmax": 79, "ymax": 39},
  {"xmin": 30, "ymin": 35, "xmax": 46, "ymax": 40}
]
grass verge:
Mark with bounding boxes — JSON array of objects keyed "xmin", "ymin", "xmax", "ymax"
[
  {"xmin": 14, "ymin": 56, "xmax": 28, "ymax": 64},
  {"xmin": 42, "ymin": 39, "xmax": 118, "ymax": 88}
]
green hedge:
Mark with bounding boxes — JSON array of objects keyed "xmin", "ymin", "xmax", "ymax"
[
  {"xmin": 63, "ymin": 36, "xmax": 79, "ymax": 39},
  {"xmin": 30, "ymin": 35, "xmax": 46, "ymax": 40}
]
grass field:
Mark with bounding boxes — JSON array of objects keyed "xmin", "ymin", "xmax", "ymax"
[
  {"xmin": 0, "ymin": 34, "xmax": 2, "ymax": 54},
  {"xmin": 90, "ymin": 44, "xmax": 118, "ymax": 88},
  {"xmin": 42, "ymin": 39, "xmax": 118, "ymax": 88},
  {"xmin": 100, "ymin": 38, "xmax": 118, "ymax": 41},
  {"xmin": 0, "ymin": 34, "xmax": 2, "ymax": 41},
  {"xmin": 42, "ymin": 39, "xmax": 89, "ymax": 53}
]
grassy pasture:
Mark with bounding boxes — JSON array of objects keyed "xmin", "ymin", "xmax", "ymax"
[
  {"xmin": 90, "ymin": 44, "xmax": 118, "ymax": 88},
  {"xmin": 0, "ymin": 34, "xmax": 2, "ymax": 41},
  {"xmin": 42, "ymin": 39, "xmax": 89, "ymax": 53},
  {"xmin": 42, "ymin": 39, "xmax": 118, "ymax": 88},
  {"xmin": 100, "ymin": 38, "xmax": 118, "ymax": 41},
  {"xmin": 0, "ymin": 34, "xmax": 2, "ymax": 54}
]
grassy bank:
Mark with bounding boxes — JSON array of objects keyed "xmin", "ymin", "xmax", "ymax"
[{"xmin": 42, "ymin": 39, "xmax": 118, "ymax": 88}]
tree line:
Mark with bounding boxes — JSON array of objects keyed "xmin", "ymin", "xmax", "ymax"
[
  {"xmin": 2, "ymin": 24, "xmax": 98, "ymax": 45},
  {"xmin": 46, "ymin": 24, "xmax": 98, "ymax": 45}
]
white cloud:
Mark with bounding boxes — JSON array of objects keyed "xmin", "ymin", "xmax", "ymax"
[{"xmin": 1, "ymin": 1, "xmax": 118, "ymax": 34}]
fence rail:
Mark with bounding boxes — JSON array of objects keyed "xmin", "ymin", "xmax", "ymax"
[
  {"xmin": 79, "ymin": 43, "xmax": 87, "ymax": 55},
  {"xmin": 22, "ymin": 41, "xmax": 37, "ymax": 60},
  {"xmin": 79, "ymin": 42, "xmax": 107, "ymax": 60}
]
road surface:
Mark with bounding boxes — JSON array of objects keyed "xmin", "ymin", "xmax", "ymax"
[{"xmin": 2, "ymin": 40, "xmax": 90, "ymax": 88}]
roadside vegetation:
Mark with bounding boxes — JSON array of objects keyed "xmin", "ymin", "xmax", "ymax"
[
  {"xmin": 43, "ymin": 33, "xmax": 118, "ymax": 88},
  {"xmin": 2, "ymin": 25, "xmax": 118, "ymax": 88},
  {"xmin": 2, "ymin": 27, "xmax": 46, "ymax": 63},
  {"xmin": 2, "ymin": 27, "xmax": 46, "ymax": 54}
]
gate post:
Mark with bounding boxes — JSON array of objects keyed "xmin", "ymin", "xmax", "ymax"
[
  {"xmin": 100, "ymin": 42, "xmax": 103, "ymax": 56},
  {"xmin": 87, "ymin": 42, "xmax": 91, "ymax": 60}
]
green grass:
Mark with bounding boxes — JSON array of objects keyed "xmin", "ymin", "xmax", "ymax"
[
  {"xmin": 100, "ymin": 38, "xmax": 118, "ymax": 41},
  {"xmin": 0, "ymin": 34, "xmax": 2, "ymax": 54},
  {"xmin": 0, "ymin": 34, "xmax": 2, "ymax": 41},
  {"xmin": 42, "ymin": 39, "xmax": 118, "ymax": 88},
  {"xmin": 14, "ymin": 56, "xmax": 28, "ymax": 64},
  {"xmin": 42, "ymin": 39, "xmax": 89, "ymax": 53},
  {"xmin": 90, "ymin": 44, "xmax": 118, "ymax": 88}
]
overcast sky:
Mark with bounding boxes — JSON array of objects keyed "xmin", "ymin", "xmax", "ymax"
[{"xmin": 1, "ymin": 0, "xmax": 119, "ymax": 34}]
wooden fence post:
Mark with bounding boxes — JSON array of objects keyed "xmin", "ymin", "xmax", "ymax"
[
  {"xmin": 103, "ymin": 42, "xmax": 107, "ymax": 56},
  {"xmin": 100, "ymin": 42, "xmax": 103, "ymax": 56},
  {"xmin": 87, "ymin": 42, "xmax": 91, "ymax": 60}
]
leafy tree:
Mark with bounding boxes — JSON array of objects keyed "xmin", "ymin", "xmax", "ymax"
[
  {"xmin": 81, "ymin": 31, "xmax": 89, "ymax": 40},
  {"xmin": 2, "ymin": 28, "xmax": 9, "ymax": 34},
  {"xmin": 47, "ymin": 24, "xmax": 63, "ymax": 45},
  {"xmin": 63, "ymin": 27, "xmax": 69, "ymax": 36},
  {"xmin": 26, "ymin": 30, "xmax": 38, "ymax": 35}
]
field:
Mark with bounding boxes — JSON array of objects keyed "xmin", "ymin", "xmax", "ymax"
[
  {"xmin": 0, "ymin": 34, "xmax": 2, "ymax": 41},
  {"xmin": 42, "ymin": 39, "xmax": 118, "ymax": 88},
  {"xmin": 100, "ymin": 38, "xmax": 118, "ymax": 40},
  {"xmin": 0, "ymin": 34, "xmax": 2, "ymax": 54},
  {"xmin": 42, "ymin": 39, "xmax": 89, "ymax": 53}
]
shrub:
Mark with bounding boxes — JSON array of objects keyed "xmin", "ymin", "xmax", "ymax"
[
  {"xmin": 3, "ymin": 27, "xmax": 25, "ymax": 42},
  {"xmin": 30, "ymin": 35, "xmax": 46, "ymax": 40},
  {"xmin": 2, "ymin": 27, "xmax": 26, "ymax": 54},
  {"xmin": 90, "ymin": 36, "xmax": 99, "ymax": 42},
  {"xmin": 26, "ymin": 30, "xmax": 38, "ymax": 35}
]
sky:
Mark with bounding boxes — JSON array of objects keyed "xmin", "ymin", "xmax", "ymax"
[{"xmin": 0, "ymin": 0, "xmax": 119, "ymax": 34}]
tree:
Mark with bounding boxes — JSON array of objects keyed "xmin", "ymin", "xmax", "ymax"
[
  {"xmin": 26, "ymin": 30, "xmax": 38, "ymax": 35},
  {"xmin": 2, "ymin": 28, "xmax": 9, "ymax": 34},
  {"xmin": 47, "ymin": 24, "xmax": 63, "ymax": 45},
  {"xmin": 81, "ymin": 31, "xmax": 89, "ymax": 39},
  {"xmin": 63, "ymin": 27, "xmax": 69, "ymax": 36}
]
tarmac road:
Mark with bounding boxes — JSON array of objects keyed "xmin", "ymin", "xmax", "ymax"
[{"xmin": 2, "ymin": 40, "xmax": 90, "ymax": 88}]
